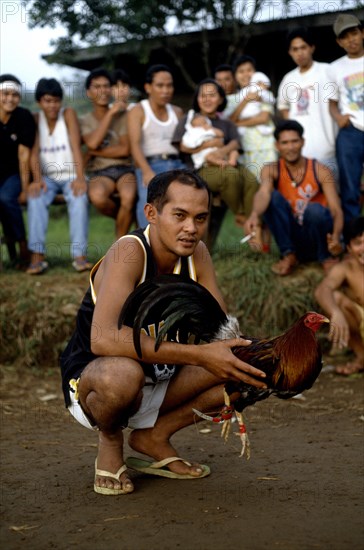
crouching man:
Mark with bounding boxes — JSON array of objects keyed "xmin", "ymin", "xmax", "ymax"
[{"xmin": 61, "ymin": 169, "xmax": 266, "ymax": 495}]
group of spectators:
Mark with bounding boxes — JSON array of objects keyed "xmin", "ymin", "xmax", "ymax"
[
  {"xmin": 0, "ymin": 12, "xmax": 363, "ymax": 495},
  {"xmin": 0, "ymin": 12, "xmax": 363, "ymax": 277}
]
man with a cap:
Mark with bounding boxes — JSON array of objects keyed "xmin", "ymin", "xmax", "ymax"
[{"xmin": 328, "ymin": 14, "xmax": 364, "ymax": 229}]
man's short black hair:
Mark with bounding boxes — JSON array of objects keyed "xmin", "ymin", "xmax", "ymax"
[
  {"xmin": 233, "ymin": 55, "xmax": 256, "ymax": 72},
  {"xmin": 147, "ymin": 169, "xmax": 210, "ymax": 211},
  {"xmin": 35, "ymin": 78, "xmax": 63, "ymax": 101},
  {"xmin": 112, "ymin": 69, "xmax": 131, "ymax": 86},
  {"xmin": 192, "ymin": 78, "xmax": 227, "ymax": 113},
  {"xmin": 274, "ymin": 120, "xmax": 304, "ymax": 140},
  {"xmin": 345, "ymin": 216, "xmax": 364, "ymax": 245},
  {"xmin": 0, "ymin": 74, "xmax": 21, "ymax": 85},
  {"xmin": 85, "ymin": 68, "xmax": 112, "ymax": 90},
  {"xmin": 287, "ymin": 27, "xmax": 315, "ymax": 48},
  {"xmin": 214, "ymin": 64, "xmax": 234, "ymax": 75},
  {"xmin": 145, "ymin": 64, "xmax": 172, "ymax": 84}
]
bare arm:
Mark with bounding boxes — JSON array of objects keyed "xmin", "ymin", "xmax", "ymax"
[
  {"xmin": 88, "ymin": 134, "xmax": 130, "ymax": 158},
  {"xmin": 234, "ymin": 111, "xmax": 270, "ymax": 127},
  {"xmin": 229, "ymin": 90, "xmax": 261, "ymax": 123},
  {"xmin": 244, "ymin": 163, "xmax": 276, "ymax": 234},
  {"xmin": 17, "ymin": 144, "xmax": 32, "ymax": 202},
  {"xmin": 64, "ymin": 108, "xmax": 87, "ymax": 196},
  {"xmin": 91, "ymin": 237, "xmax": 267, "ymax": 387},
  {"xmin": 179, "ymin": 137, "xmax": 226, "ymax": 155},
  {"xmin": 278, "ymin": 109, "xmax": 289, "ymax": 120},
  {"xmin": 82, "ymin": 101, "xmax": 125, "ymax": 150},
  {"xmin": 314, "ymin": 263, "xmax": 350, "ymax": 347},
  {"xmin": 317, "ymin": 162, "xmax": 344, "ymax": 255},
  {"xmin": 28, "ymin": 130, "xmax": 47, "ymax": 199},
  {"xmin": 127, "ymin": 104, "xmax": 155, "ymax": 186},
  {"xmin": 329, "ymin": 99, "xmax": 351, "ymax": 129}
]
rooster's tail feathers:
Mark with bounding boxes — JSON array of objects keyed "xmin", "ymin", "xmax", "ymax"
[{"xmin": 118, "ymin": 275, "xmax": 228, "ymax": 358}]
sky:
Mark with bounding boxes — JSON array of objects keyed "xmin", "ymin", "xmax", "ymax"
[
  {"xmin": 0, "ymin": 0, "xmax": 361, "ymax": 97},
  {"xmin": 0, "ymin": 1, "xmax": 87, "ymax": 96}
]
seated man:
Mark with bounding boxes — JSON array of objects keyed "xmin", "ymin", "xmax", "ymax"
[
  {"xmin": 314, "ymin": 216, "xmax": 364, "ymax": 375},
  {"xmin": 60, "ymin": 169, "xmax": 266, "ymax": 495},
  {"xmin": 127, "ymin": 64, "xmax": 185, "ymax": 228},
  {"xmin": 27, "ymin": 78, "xmax": 91, "ymax": 274},
  {"xmin": 0, "ymin": 74, "xmax": 36, "ymax": 265},
  {"xmin": 81, "ymin": 68, "xmax": 136, "ymax": 238},
  {"xmin": 244, "ymin": 120, "xmax": 344, "ymax": 275}
]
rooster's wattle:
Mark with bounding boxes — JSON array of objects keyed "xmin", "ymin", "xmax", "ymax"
[{"xmin": 118, "ymin": 274, "xmax": 329, "ymax": 456}]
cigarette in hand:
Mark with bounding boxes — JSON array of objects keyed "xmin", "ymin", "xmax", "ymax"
[{"xmin": 240, "ymin": 231, "xmax": 256, "ymax": 244}]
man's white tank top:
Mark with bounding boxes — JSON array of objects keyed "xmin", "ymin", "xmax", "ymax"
[
  {"xmin": 38, "ymin": 108, "xmax": 75, "ymax": 181},
  {"xmin": 140, "ymin": 99, "xmax": 179, "ymax": 157}
]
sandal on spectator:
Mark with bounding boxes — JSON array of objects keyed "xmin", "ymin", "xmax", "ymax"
[
  {"xmin": 271, "ymin": 253, "xmax": 297, "ymax": 276},
  {"xmin": 26, "ymin": 261, "xmax": 48, "ymax": 275},
  {"xmin": 72, "ymin": 259, "xmax": 93, "ymax": 272}
]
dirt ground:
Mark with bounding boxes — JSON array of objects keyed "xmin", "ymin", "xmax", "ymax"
[{"xmin": 0, "ymin": 364, "xmax": 363, "ymax": 550}]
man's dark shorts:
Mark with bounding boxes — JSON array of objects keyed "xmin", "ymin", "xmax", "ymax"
[{"xmin": 90, "ymin": 165, "xmax": 135, "ymax": 182}]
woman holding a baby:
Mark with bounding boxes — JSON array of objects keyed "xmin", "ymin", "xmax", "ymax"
[
  {"xmin": 172, "ymin": 78, "xmax": 259, "ymax": 245},
  {"xmin": 229, "ymin": 55, "xmax": 277, "ymax": 180}
]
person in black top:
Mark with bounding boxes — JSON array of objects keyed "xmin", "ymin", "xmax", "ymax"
[
  {"xmin": 0, "ymin": 74, "xmax": 36, "ymax": 263},
  {"xmin": 61, "ymin": 169, "xmax": 266, "ymax": 495}
]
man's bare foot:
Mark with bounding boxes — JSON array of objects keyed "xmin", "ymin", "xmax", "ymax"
[
  {"xmin": 128, "ymin": 429, "xmax": 205, "ymax": 478},
  {"xmin": 335, "ymin": 359, "xmax": 364, "ymax": 375},
  {"xmin": 95, "ymin": 429, "xmax": 134, "ymax": 493},
  {"xmin": 271, "ymin": 253, "xmax": 298, "ymax": 276}
]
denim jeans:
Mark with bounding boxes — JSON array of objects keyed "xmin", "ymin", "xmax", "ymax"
[
  {"xmin": 0, "ymin": 174, "xmax": 26, "ymax": 241},
  {"xmin": 264, "ymin": 190, "xmax": 334, "ymax": 262},
  {"xmin": 27, "ymin": 176, "xmax": 89, "ymax": 258},
  {"xmin": 135, "ymin": 158, "xmax": 185, "ymax": 228},
  {"xmin": 336, "ymin": 124, "xmax": 364, "ymax": 226}
]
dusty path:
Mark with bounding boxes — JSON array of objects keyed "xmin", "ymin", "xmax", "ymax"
[{"xmin": 0, "ymin": 367, "xmax": 363, "ymax": 550}]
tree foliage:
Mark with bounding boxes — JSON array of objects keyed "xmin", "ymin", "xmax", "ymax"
[{"xmin": 25, "ymin": 0, "xmax": 360, "ymax": 88}]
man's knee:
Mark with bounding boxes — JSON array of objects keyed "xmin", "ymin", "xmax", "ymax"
[
  {"xmin": 304, "ymin": 203, "xmax": 328, "ymax": 224},
  {"xmin": 88, "ymin": 187, "xmax": 108, "ymax": 208},
  {"xmin": 79, "ymin": 358, "xmax": 145, "ymax": 401},
  {"xmin": 119, "ymin": 189, "xmax": 136, "ymax": 210},
  {"xmin": 27, "ymin": 195, "xmax": 47, "ymax": 212}
]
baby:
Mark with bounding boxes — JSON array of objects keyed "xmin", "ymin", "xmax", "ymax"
[
  {"xmin": 182, "ymin": 110, "xmax": 239, "ymax": 169},
  {"xmin": 236, "ymin": 71, "xmax": 275, "ymax": 137}
]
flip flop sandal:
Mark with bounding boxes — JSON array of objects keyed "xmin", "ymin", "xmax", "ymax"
[
  {"xmin": 94, "ymin": 460, "xmax": 133, "ymax": 495},
  {"xmin": 26, "ymin": 261, "xmax": 48, "ymax": 275},
  {"xmin": 72, "ymin": 259, "xmax": 93, "ymax": 272},
  {"xmin": 126, "ymin": 456, "xmax": 210, "ymax": 479}
]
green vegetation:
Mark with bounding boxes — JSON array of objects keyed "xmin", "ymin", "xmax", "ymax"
[{"xmin": 1, "ymin": 208, "xmax": 327, "ymax": 370}]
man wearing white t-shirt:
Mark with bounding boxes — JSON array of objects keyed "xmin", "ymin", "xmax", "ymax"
[
  {"xmin": 277, "ymin": 28, "xmax": 338, "ymax": 179},
  {"xmin": 328, "ymin": 14, "xmax": 364, "ymax": 227},
  {"xmin": 128, "ymin": 65, "xmax": 185, "ymax": 227}
]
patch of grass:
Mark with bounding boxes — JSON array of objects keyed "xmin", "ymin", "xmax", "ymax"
[
  {"xmin": 1, "ymin": 209, "xmax": 328, "ymax": 370},
  {"xmin": 1, "ymin": 272, "xmax": 87, "ymax": 369}
]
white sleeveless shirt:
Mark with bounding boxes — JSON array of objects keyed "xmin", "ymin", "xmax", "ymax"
[
  {"xmin": 140, "ymin": 99, "xmax": 179, "ymax": 157},
  {"xmin": 38, "ymin": 108, "xmax": 75, "ymax": 181}
]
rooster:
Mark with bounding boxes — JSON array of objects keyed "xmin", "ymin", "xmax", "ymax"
[{"xmin": 118, "ymin": 274, "xmax": 329, "ymax": 457}]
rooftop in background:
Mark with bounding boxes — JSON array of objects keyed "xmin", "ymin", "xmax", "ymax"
[{"xmin": 42, "ymin": 6, "xmax": 364, "ymax": 93}]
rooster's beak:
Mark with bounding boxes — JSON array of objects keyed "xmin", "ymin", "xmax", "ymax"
[{"xmin": 321, "ymin": 316, "xmax": 330, "ymax": 324}]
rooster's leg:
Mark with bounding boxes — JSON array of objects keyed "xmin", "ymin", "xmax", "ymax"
[
  {"xmin": 221, "ymin": 389, "xmax": 232, "ymax": 442},
  {"xmin": 235, "ymin": 410, "xmax": 250, "ymax": 459}
]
